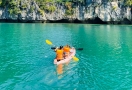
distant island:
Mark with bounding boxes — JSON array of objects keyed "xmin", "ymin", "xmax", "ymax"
[{"xmin": 0, "ymin": 0, "xmax": 132, "ymax": 24}]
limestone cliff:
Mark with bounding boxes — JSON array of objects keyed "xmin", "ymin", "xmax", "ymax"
[{"xmin": 0, "ymin": 0, "xmax": 131, "ymax": 24}]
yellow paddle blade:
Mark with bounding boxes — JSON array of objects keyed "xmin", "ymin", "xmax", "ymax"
[
  {"xmin": 72, "ymin": 56, "xmax": 79, "ymax": 61},
  {"xmin": 45, "ymin": 40, "xmax": 52, "ymax": 45}
]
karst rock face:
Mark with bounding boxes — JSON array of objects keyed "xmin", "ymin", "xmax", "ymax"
[{"xmin": 0, "ymin": 0, "xmax": 131, "ymax": 24}]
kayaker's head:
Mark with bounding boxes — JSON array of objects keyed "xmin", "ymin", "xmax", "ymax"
[
  {"xmin": 59, "ymin": 46, "xmax": 63, "ymax": 49},
  {"xmin": 66, "ymin": 45, "xmax": 70, "ymax": 48}
]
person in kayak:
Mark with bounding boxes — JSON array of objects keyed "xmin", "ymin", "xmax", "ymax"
[
  {"xmin": 54, "ymin": 46, "xmax": 64, "ymax": 75},
  {"xmin": 55, "ymin": 46, "xmax": 64, "ymax": 62},
  {"xmin": 63, "ymin": 45, "xmax": 70, "ymax": 58}
]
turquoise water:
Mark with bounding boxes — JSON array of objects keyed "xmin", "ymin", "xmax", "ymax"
[{"xmin": 0, "ymin": 23, "xmax": 132, "ymax": 90}]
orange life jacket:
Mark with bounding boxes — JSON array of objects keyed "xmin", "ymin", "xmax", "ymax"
[
  {"xmin": 56, "ymin": 49, "xmax": 64, "ymax": 60},
  {"xmin": 63, "ymin": 46, "xmax": 70, "ymax": 57},
  {"xmin": 63, "ymin": 46, "xmax": 70, "ymax": 52}
]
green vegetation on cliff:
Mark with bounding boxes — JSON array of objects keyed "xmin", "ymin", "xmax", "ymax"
[
  {"xmin": 125, "ymin": 0, "xmax": 132, "ymax": 6},
  {"xmin": 35, "ymin": 0, "xmax": 56, "ymax": 13},
  {"xmin": 0, "ymin": 0, "xmax": 20, "ymax": 14}
]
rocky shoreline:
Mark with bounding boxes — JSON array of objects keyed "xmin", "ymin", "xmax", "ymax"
[{"xmin": 0, "ymin": 18, "xmax": 131, "ymax": 24}]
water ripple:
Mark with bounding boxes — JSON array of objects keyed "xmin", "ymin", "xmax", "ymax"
[{"xmin": 1, "ymin": 24, "xmax": 132, "ymax": 89}]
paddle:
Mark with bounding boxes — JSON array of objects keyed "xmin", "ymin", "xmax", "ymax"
[
  {"xmin": 45, "ymin": 39, "xmax": 53, "ymax": 45},
  {"xmin": 72, "ymin": 56, "xmax": 79, "ymax": 61},
  {"xmin": 51, "ymin": 47, "xmax": 83, "ymax": 50},
  {"xmin": 45, "ymin": 39, "xmax": 79, "ymax": 61}
]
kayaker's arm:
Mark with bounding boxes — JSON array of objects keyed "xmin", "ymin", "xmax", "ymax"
[{"xmin": 54, "ymin": 47, "xmax": 58, "ymax": 52}]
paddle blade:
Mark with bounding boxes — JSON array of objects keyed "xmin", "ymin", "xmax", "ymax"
[
  {"xmin": 51, "ymin": 47, "xmax": 56, "ymax": 49},
  {"xmin": 77, "ymin": 48, "xmax": 83, "ymax": 50},
  {"xmin": 46, "ymin": 40, "xmax": 52, "ymax": 45},
  {"xmin": 72, "ymin": 56, "xmax": 79, "ymax": 61}
]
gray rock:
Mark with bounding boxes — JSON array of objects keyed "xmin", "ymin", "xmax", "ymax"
[{"xmin": 0, "ymin": 0, "xmax": 131, "ymax": 23}]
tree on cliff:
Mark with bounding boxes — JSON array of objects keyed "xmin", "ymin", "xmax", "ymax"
[
  {"xmin": 0, "ymin": 0, "xmax": 10, "ymax": 7},
  {"xmin": 125, "ymin": 0, "xmax": 132, "ymax": 6}
]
